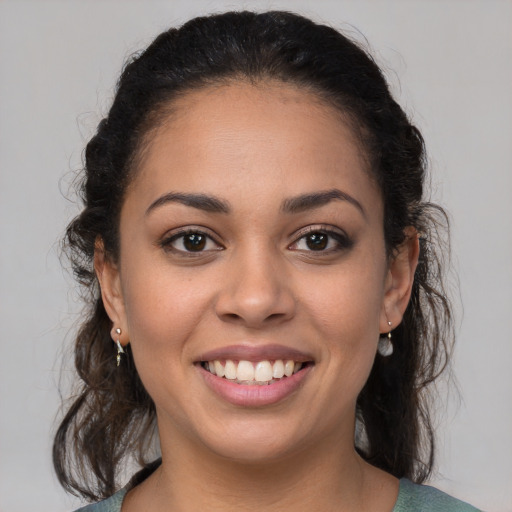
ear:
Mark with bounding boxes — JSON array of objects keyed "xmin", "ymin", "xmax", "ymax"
[
  {"xmin": 380, "ymin": 227, "xmax": 420, "ymax": 333},
  {"xmin": 94, "ymin": 237, "xmax": 129, "ymax": 346}
]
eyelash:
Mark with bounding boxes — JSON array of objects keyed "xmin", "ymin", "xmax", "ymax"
[
  {"xmin": 289, "ymin": 226, "xmax": 353, "ymax": 254},
  {"xmin": 160, "ymin": 228, "xmax": 223, "ymax": 255},
  {"xmin": 159, "ymin": 226, "xmax": 353, "ymax": 256}
]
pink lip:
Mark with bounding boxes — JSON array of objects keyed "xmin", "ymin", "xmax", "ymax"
[
  {"xmin": 197, "ymin": 344, "xmax": 314, "ymax": 363},
  {"xmin": 198, "ymin": 364, "xmax": 313, "ymax": 407}
]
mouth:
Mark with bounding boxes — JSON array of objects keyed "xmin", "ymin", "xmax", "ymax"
[
  {"xmin": 200, "ymin": 359, "xmax": 313, "ymax": 386},
  {"xmin": 196, "ymin": 344, "xmax": 315, "ymax": 406}
]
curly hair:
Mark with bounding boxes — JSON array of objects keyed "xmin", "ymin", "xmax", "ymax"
[{"xmin": 53, "ymin": 10, "xmax": 453, "ymax": 501}]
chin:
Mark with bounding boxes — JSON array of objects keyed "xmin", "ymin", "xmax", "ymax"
[
  {"xmin": 189, "ymin": 412, "xmax": 321, "ymax": 465},
  {"xmin": 209, "ymin": 435, "xmax": 301, "ymax": 464}
]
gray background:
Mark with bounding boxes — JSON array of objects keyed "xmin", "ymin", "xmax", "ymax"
[{"xmin": 0, "ymin": 1, "xmax": 511, "ymax": 511}]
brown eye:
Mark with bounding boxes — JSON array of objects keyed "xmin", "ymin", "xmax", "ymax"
[
  {"xmin": 183, "ymin": 233, "xmax": 206, "ymax": 251},
  {"xmin": 290, "ymin": 228, "xmax": 354, "ymax": 253},
  {"xmin": 305, "ymin": 233, "xmax": 328, "ymax": 251},
  {"xmin": 163, "ymin": 230, "xmax": 222, "ymax": 254}
]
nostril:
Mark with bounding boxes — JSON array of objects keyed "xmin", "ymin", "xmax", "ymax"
[
  {"xmin": 220, "ymin": 311, "xmax": 290, "ymax": 325},
  {"xmin": 267, "ymin": 312, "xmax": 287, "ymax": 321},
  {"xmin": 224, "ymin": 313, "xmax": 241, "ymax": 321}
]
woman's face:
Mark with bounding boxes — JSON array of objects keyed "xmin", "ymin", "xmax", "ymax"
[{"xmin": 100, "ymin": 81, "xmax": 414, "ymax": 462}]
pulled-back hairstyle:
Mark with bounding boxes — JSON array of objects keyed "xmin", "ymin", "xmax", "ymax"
[{"xmin": 54, "ymin": 10, "xmax": 453, "ymax": 501}]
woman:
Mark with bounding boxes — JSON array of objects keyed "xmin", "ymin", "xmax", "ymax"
[{"xmin": 54, "ymin": 11, "xmax": 480, "ymax": 511}]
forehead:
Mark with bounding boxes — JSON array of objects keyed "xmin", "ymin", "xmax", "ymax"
[
  {"xmin": 128, "ymin": 81, "xmax": 380, "ymax": 215},
  {"xmin": 146, "ymin": 80, "xmax": 366, "ymax": 163}
]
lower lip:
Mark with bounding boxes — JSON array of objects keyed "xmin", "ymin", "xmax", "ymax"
[{"xmin": 198, "ymin": 365, "xmax": 312, "ymax": 407}]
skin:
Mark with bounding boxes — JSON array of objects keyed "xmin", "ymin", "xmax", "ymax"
[{"xmin": 96, "ymin": 81, "xmax": 419, "ymax": 512}]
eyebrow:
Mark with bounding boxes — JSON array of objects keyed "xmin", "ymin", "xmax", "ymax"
[
  {"xmin": 145, "ymin": 192, "xmax": 231, "ymax": 215},
  {"xmin": 281, "ymin": 189, "xmax": 366, "ymax": 218},
  {"xmin": 145, "ymin": 188, "xmax": 365, "ymax": 218}
]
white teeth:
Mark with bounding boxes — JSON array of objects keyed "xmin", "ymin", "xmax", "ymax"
[
  {"xmin": 255, "ymin": 361, "xmax": 273, "ymax": 382},
  {"xmin": 272, "ymin": 360, "xmax": 285, "ymax": 378},
  {"xmin": 214, "ymin": 360, "xmax": 225, "ymax": 378},
  {"xmin": 224, "ymin": 360, "xmax": 237, "ymax": 380},
  {"xmin": 284, "ymin": 360, "xmax": 295, "ymax": 377},
  {"xmin": 204, "ymin": 358, "xmax": 307, "ymax": 384},
  {"xmin": 237, "ymin": 360, "xmax": 255, "ymax": 381}
]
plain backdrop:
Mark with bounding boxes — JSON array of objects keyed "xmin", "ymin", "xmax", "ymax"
[{"xmin": 0, "ymin": 1, "xmax": 511, "ymax": 511}]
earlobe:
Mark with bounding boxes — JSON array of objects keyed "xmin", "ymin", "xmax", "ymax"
[
  {"xmin": 380, "ymin": 227, "xmax": 420, "ymax": 332},
  {"xmin": 94, "ymin": 237, "xmax": 128, "ymax": 343}
]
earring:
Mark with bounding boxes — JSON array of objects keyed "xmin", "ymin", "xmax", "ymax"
[
  {"xmin": 378, "ymin": 321, "xmax": 393, "ymax": 357},
  {"xmin": 115, "ymin": 327, "xmax": 125, "ymax": 366}
]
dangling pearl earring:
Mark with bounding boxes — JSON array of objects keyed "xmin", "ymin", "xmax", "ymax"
[
  {"xmin": 378, "ymin": 321, "xmax": 393, "ymax": 357},
  {"xmin": 115, "ymin": 327, "xmax": 125, "ymax": 366}
]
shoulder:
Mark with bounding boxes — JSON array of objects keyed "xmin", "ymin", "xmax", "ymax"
[
  {"xmin": 394, "ymin": 479, "xmax": 482, "ymax": 512},
  {"xmin": 73, "ymin": 459, "xmax": 160, "ymax": 512},
  {"xmin": 73, "ymin": 488, "xmax": 127, "ymax": 512}
]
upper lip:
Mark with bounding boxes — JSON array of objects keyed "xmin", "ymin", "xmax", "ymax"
[{"xmin": 197, "ymin": 344, "xmax": 314, "ymax": 363}]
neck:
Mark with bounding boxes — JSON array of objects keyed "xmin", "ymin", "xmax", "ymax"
[
  {"xmin": 125, "ymin": 421, "xmax": 397, "ymax": 512},
  {"xmin": 166, "ymin": 443, "xmax": 361, "ymax": 511}
]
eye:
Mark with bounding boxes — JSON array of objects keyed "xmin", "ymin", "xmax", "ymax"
[
  {"xmin": 290, "ymin": 228, "xmax": 353, "ymax": 253},
  {"xmin": 161, "ymin": 230, "xmax": 222, "ymax": 254},
  {"xmin": 300, "ymin": 232, "xmax": 330, "ymax": 251}
]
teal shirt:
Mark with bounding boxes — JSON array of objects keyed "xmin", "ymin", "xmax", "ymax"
[{"xmin": 75, "ymin": 478, "xmax": 481, "ymax": 511}]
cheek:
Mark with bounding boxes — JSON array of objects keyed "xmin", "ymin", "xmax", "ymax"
[
  {"xmin": 299, "ymin": 251, "xmax": 387, "ymax": 389},
  {"xmin": 120, "ymin": 258, "xmax": 212, "ymax": 365},
  {"xmin": 304, "ymin": 258, "xmax": 386, "ymax": 337},
  {"xmin": 118, "ymin": 263, "xmax": 216, "ymax": 420}
]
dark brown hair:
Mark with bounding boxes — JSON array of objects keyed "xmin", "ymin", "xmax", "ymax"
[{"xmin": 54, "ymin": 10, "xmax": 453, "ymax": 501}]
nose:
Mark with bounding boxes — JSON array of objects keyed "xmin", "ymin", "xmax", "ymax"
[{"xmin": 214, "ymin": 244, "xmax": 296, "ymax": 328}]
